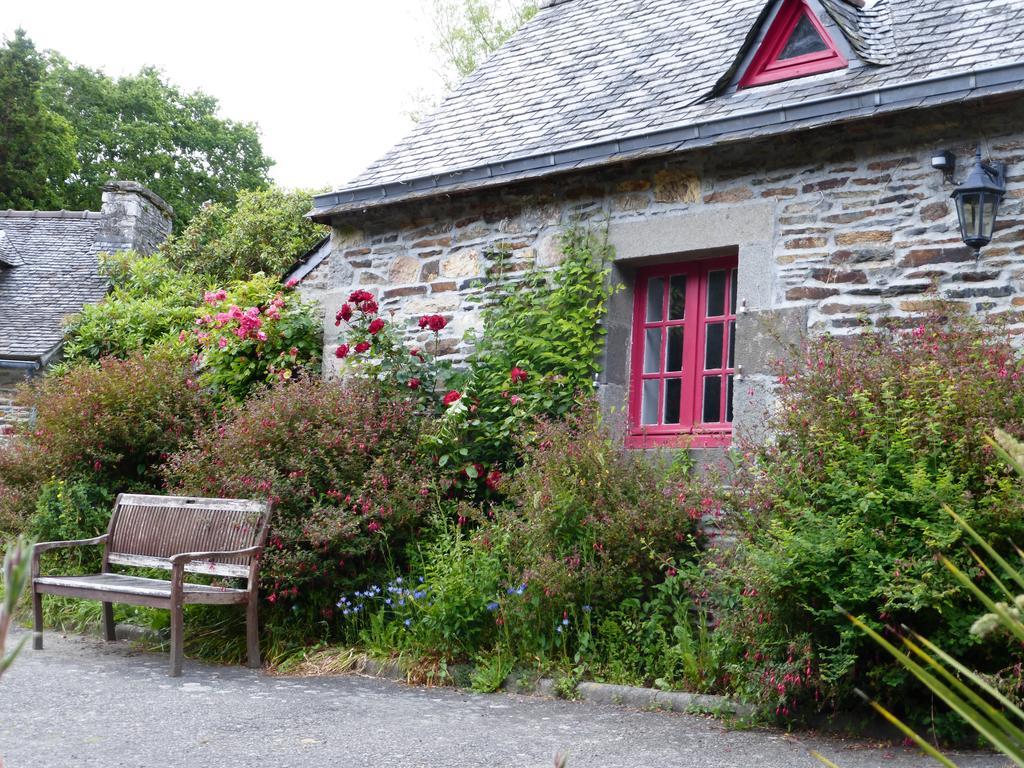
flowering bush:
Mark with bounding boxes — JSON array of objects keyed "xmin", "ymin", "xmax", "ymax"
[
  {"xmin": 496, "ymin": 401, "xmax": 705, "ymax": 653},
  {"xmin": 188, "ymin": 274, "xmax": 321, "ymax": 400},
  {"xmin": 717, "ymin": 316, "xmax": 1024, "ymax": 732},
  {"xmin": 164, "ymin": 376, "xmax": 432, "ymax": 639},
  {"xmin": 0, "ymin": 351, "xmax": 214, "ymax": 532}
]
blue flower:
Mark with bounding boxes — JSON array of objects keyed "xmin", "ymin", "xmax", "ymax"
[
  {"xmin": 413, "ymin": 590, "xmax": 426, "ymax": 600},
  {"xmin": 562, "ymin": 617, "xmax": 570, "ymax": 626},
  {"xmin": 582, "ymin": 605, "xmax": 592, "ymax": 613},
  {"xmin": 556, "ymin": 625, "xmax": 563, "ymax": 633},
  {"xmin": 385, "ymin": 598, "xmax": 392, "ymax": 606},
  {"xmin": 418, "ymin": 576, "xmax": 425, "ymax": 583},
  {"xmin": 515, "ymin": 584, "xmax": 527, "ymax": 595},
  {"xmin": 396, "ymin": 577, "xmax": 403, "ymax": 584},
  {"xmin": 398, "ymin": 599, "xmax": 405, "ymax": 607},
  {"xmin": 486, "ymin": 601, "xmax": 500, "ymax": 612},
  {"xmin": 404, "ymin": 618, "xmax": 412, "ymax": 627}
]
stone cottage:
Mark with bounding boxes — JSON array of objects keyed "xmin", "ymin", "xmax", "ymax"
[
  {"xmin": 0, "ymin": 180, "xmax": 172, "ymax": 387},
  {"xmin": 295, "ymin": 0, "xmax": 1024, "ymax": 455}
]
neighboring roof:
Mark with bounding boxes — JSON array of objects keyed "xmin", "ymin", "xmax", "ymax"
[
  {"xmin": 0, "ymin": 211, "xmax": 109, "ymax": 359},
  {"xmin": 0, "ymin": 231, "xmax": 23, "ymax": 268},
  {"xmin": 283, "ymin": 235, "xmax": 331, "ymax": 285},
  {"xmin": 311, "ymin": 0, "xmax": 1024, "ymax": 220}
]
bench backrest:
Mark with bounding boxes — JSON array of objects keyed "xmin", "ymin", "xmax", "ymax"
[{"xmin": 105, "ymin": 494, "xmax": 272, "ymax": 578}]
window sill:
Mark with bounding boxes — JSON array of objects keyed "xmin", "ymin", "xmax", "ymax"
[{"xmin": 625, "ymin": 431, "xmax": 732, "ymax": 450}]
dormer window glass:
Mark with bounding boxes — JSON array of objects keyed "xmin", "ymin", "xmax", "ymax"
[{"xmin": 739, "ymin": 0, "xmax": 847, "ymax": 88}]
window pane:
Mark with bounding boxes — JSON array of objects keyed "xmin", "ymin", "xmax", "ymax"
[
  {"xmin": 779, "ymin": 14, "xmax": 828, "ymax": 60},
  {"xmin": 642, "ymin": 379, "xmax": 660, "ymax": 425},
  {"xmin": 644, "ymin": 327, "xmax": 662, "ymax": 374},
  {"xmin": 726, "ymin": 374, "xmax": 734, "ymax": 424},
  {"xmin": 730, "ymin": 268, "xmax": 738, "ymax": 314},
  {"xmin": 983, "ymin": 197, "xmax": 998, "ymax": 238},
  {"xmin": 664, "ymin": 379, "xmax": 681, "ymax": 425},
  {"xmin": 727, "ymin": 320, "xmax": 736, "ymax": 369},
  {"xmin": 705, "ymin": 322, "xmax": 724, "ymax": 370},
  {"xmin": 702, "ymin": 376, "xmax": 722, "ymax": 423},
  {"xmin": 666, "ymin": 326, "xmax": 684, "ymax": 372},
  {"xmin": 669, "ymin": 275, "xmax": 687, "ymax": 320},
  {"xmin": 646, "ymin": 277, "xmax": 664, "ymax": 322},
  {"xmin": 962, "ymin": 199, "xmax": 979, "ymax": 239},
  {"xmin": 707, "ymin": 270, "xmax": 726, "ymax": 317}
]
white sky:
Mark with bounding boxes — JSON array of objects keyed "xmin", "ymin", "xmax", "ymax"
[{"xmin": 1, "ymin": 1, "xmax": 445, "ymax": 191}]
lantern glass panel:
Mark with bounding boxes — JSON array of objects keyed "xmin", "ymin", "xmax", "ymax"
[
  {"xmin": 960, "ymin": 195, "xmax": 980, "ymax": 240},
  {"xmin": 982, "ymin": 194, "xmax": 999, "ymax": 240}
]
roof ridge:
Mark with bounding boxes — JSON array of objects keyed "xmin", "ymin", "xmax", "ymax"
[{"xmin": 0, "ymin": 210, "xmax": 104, "ymax": 220}]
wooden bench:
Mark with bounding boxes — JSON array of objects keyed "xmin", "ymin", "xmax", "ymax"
[{"xmin": 31, "ymin": 493, "xmax": 272, "ymax": 677}]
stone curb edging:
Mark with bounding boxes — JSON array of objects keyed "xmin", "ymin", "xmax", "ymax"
[{"xmin": 352, "ymin": 655, "xmax": 753, "ymax": 719}]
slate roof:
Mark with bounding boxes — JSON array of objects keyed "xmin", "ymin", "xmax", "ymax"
[
  {"xmin": 311, "ymin": 0, "xmax": 1024, "ymax": 218},
  {"xmin": 0, "ymin": 212, "xmax": 109, "ymax": 359}
]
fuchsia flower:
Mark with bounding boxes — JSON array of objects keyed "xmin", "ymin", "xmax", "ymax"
[
  {"xmin": 335, "ymin": 344, "xmax": 350, "ymax": 359},
  {"xmin": 509, "ymin": 395, "xmax": 523, "ymax": 406},
  {"xmin": 367, "ymin": 521, "xmax": 382, "ymax": 533},
  {"xmin": 419, "ymin": 314, "xmax": 447, "ymax": 332},
  {"xmin": 368, "ymin": 318, "xmax": 386, "ymax": 335},
  {"xmin": 218, "ymin": 337, "xmax": 228, "ymax": 349},
  {"xmin": 510, "ymin": 367, "xmax": 528, "ymax": 383},
  {"xmin": 443, "ymin": 390, "xmax": 462, "ymax": 406},
  {"xmin": 485, "ymin": 470, "xmax": 502, "ymax": 491}
]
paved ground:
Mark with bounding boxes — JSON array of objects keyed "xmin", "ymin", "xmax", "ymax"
[{"xmin": 0, "ymin": 629, "xmax": 1011, "ymax": 768}]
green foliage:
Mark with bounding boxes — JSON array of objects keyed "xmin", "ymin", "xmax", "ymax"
[
  {"xmin": 161, "ymin": 188, "xmax": 326, "ymax": 279},
  {"xmin": 164, "ymin": 377, "xmax": 432, "ymax": 642},
  {"xmin": 29, "ymin": 480, "xmax": 113, "ymax": 573},
  {"xmin": 843, "ymin": 431, "xmax": 1024, "ymax": 764},
  {"xmin": 0, "ymin": 29, "xmax": 77, "ymax": 210},
  {"xmin": 61, "ymin": 252, "xmax": 205, "ymax": 365},
  {"xmin": 41, "ymin": 56, "xmax": 272, "ymax": 225},
  {"xmin": 426, "ymin": 226, "xmax": 616, "ymax": 478},
  {"xmin": 0, "ymin": 351, "xmax": 214, "ymax": 532},
  {"xmin": 718, "ymin": 317, "xmax": 1024, "ymax": 728},
  {"xmin": 1, "ymin": 536, "xmax": 34, "ymax": 681}
]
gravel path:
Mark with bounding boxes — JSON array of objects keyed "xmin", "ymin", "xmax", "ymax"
[{"xmin": 0, "ymin": 629, "xmax": 1011, "ymax": 768}]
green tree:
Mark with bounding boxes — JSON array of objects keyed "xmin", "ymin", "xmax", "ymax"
[
  {"xmin": 431, "ymin": 0, "xmax": 538, "ymax": 87},
  {"xmin": 161, "ymin": 187, "xmax": 325, "ymax": 279},
  {"xmin": 0, "ymin": 29, "xmax": 77, "ymax": 210},
  {"xmin": 41, "ymin": 57, "xmax": 273, "ymax": 225}
]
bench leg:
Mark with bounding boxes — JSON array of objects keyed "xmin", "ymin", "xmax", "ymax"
[
  {"xmin": 102, "ymin": 602, "xmax": 115, "ymax": 642},
  {"xmin": 169, "ymin": 602, "xmax": 183, "ymax": 677},
  {"xmin": 246, "ymin": 594, "xmax": 260, "ymax": 669},
  {"xmin": 32, "ymin": 591, "xmax": 43, "ymax": 651}
]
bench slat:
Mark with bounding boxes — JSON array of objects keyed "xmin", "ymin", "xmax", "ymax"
[
  {"xmin": 35, "ymin": 574, "xmax": 249, "ymax": 605},
  {"xmin": 106, "ymin": 552, "xmax": 251, "ymax": 578}
]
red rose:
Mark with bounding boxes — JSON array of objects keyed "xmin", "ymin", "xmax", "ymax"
[
  {"xmin": 368, "ymin": 318, "xmax": 386, "ymax": 335},
  {"xmin": 335, "ymin": 344, "xmax": 350, "ymax": 359},
  {"xmin": 335, "ymin": 303, "xmax": 353, "ymax": 325},
  {"xmin": 354, "ymin": 341, "xmax": 371, "ymax": 354},
  {"xmin": 419, "ymin": 314, "xmax": 447, "ymax": 332},
  {"xmin": 510, "ymin": 367, "xmax": 528, "ymax": 383},
  {"xmin": 407, "ymin": 377, "xmax": 421, "ymax": 390},
  {"xmin": 360, "ymin": 300, "xmax": 379, "ymax": 315},
  {"xmin": 348, "ymin": 289, "xmax": 374, "ymax": 304},
  {"xmin": 442, "ymin": 390, "xmax": 462, "ymax": 406}
]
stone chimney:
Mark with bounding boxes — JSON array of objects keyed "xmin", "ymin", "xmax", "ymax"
[{"xmin": 96, "ymin": 180, "xmax": 174, "ymax": 255}]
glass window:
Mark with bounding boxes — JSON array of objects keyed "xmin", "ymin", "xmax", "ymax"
[{"xmin": 779, "ymin": 14, "xmax": 828, "ymax": 59}]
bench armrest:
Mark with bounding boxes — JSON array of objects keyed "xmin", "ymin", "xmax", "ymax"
[
  {"xmin": 169, "ymin": 545, "xmax": 263, "ymax": 566},
  {"xmin": 34, "ymin": 534, "xmax": 109, "ymax": 555},
  {"xmin": 32, "ymin": 534, "xmax": 109, "ymax": 580}
]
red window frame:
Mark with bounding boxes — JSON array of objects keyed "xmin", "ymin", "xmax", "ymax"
[
  {"xmin": 738, "ymin": 0, "xmax": 847, "ymax": 89},
  {"xmin": 626, "ymin": 256, "xmax": 738, "ymax": 449}
]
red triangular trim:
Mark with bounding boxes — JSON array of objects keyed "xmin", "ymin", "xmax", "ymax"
[{"xmin": 738, "ymin": 0, "xmax": 847, "ymax": 89}]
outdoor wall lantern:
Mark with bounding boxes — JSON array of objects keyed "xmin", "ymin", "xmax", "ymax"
[{"xmin": 950, "ymin": 147, "xmax": 1007, "ymax": 257}]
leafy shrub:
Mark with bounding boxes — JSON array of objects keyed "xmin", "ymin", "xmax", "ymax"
[
  {"xmin": 497, "ymin": 401, "xmax": 704, "ymax": 652},
  {"xmin": 0, "ymin": 351, "xmax": 213, "ymax": 531},
  {"xmin": 162, "ymin": 187, "xmax": 326, "ymax": 279},
  {"xmin": 29, "ymin": 479, "xmax": 113, "ymax": 571},
  {"xmin": 718, "ymin": 317, "xmax": 1024, "ymax": 730},
  {"xmin": 189, "ymin": 274, "xmax": 321, "ymax": 400},
  {"xmin": 61, "ymin": 252, "xmax": 204, "ymax": 366},
  {"xmin": 164, "ymin": 376, "xmax": 432, "ymax": 641}
]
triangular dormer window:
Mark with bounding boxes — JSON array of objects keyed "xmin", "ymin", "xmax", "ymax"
[{"xmin": 739, "ymin": 0, "xmax": 847, "ymax": 88}]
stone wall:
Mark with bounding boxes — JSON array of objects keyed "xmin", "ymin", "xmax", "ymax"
[
  {"xmin": 97, "ymin": 180, "xmax": 174, "ymax": 256},
  {"xmin": 300, "ymin": 95, "xmax": 1024, "ymax": 444}
]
